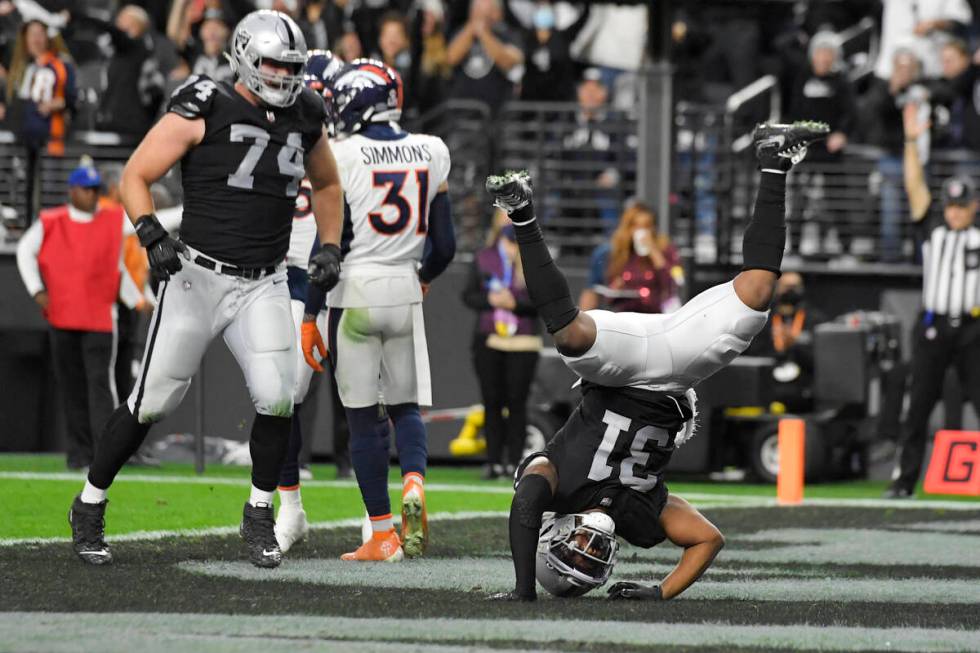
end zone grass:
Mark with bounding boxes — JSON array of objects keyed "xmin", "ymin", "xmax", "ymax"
[{"xmin": 2, "ymin": 453, "xmax": 978, "ymax": 540}]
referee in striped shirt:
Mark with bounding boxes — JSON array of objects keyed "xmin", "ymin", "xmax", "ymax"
[{"xmin": 885, "ymin": 100, "xmax": 980, "ymax": 498}]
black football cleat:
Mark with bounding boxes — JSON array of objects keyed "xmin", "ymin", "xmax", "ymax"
[
  {"xmin": 882, "ymin": 483, "xmax": 915, "ymax": 500},
  {"xmin": 752, "ymin": 121, "xmax": 830, "ymax": 172},
  {"xmin": 240, "ymin": 502, "xmax": 282, "ymax": 568},
  {"xmin": 486, "ymin": 170, "xmax": 533, "ymax": 215},
  {"xmin": 68, "ymin": 495, "xmax": 113, "ymax": 565}
]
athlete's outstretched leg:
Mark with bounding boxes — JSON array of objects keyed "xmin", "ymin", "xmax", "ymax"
[
  {"xmin": 735, "ymin": 121, "xmax": 830, "ymax": 310},
  {"xmin": 485, "ymin": 173, "xmax": 597, "ymax": 357}
]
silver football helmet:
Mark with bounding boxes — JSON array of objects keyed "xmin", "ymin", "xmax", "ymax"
[
  {"xmin": 536, "ymin": 511, "xmax": 618, "ymax": 597},
  {"xmin": 228, "ymin": 10, "xmax": 307, "ymax": 107}
]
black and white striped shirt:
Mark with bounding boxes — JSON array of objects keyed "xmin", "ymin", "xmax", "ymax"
[{"xmin": 922, "ymin": 224, "xmax": 980, "ymax": 317}]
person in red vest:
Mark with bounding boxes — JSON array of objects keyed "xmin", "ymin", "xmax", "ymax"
[{"xmin": 16, "ymin": 165, "xmax": 143, "ymax": 470}]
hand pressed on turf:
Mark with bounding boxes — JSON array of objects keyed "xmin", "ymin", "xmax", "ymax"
[
  {"xmin": 487, "ymin": 590, "xmax": 536, "ymax": 602},
  {"xmin": 607, "ymin": 582, "xmax": 663, "ymax": 601}
]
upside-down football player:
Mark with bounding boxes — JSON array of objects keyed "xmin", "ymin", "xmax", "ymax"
[{"xmin": 485, "ymin": 121, "xmax": 829, "ymax": 601}]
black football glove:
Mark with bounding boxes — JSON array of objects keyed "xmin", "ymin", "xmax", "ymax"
[
  {"xmin": 487, "ymin": 590, "xmax": 536, "ymax": 602},
  {"xmin": 135, "ymin": 214, "xmax": 186, "ymax": 280},
  {"xmin": 309, "ymin": 243, "xmax": 342, "ymax": 291},
  {"xmin": 607, "ymin": 582, "xmax": 664, "ymax": 601}
]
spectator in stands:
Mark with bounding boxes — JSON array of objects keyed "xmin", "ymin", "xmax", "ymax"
[
  {"xmin": 876, "ymin": 0, "xmax": 972, "ymax": 81},
  {"xmin": 336, "ymin": 27, "xmax": 364, "ymax": 62},
  {"xmin": 375, "ymin": 11, "xmax": 412, "ymax": 96},
  {"xmin": 785, "ymin": 31, "xmax": 858, "ymax": 260},
  {"xmin": 189, "ymin": 9, "xmax": 233, "ymax": 82},
  {"xmin": 569, "ymin": 1, "xmax": 647, "ymax": 107},
  {"xmin": 864, "ymin": 48, "xmax": 923, "ymax": 262},
  {"xmin": 446, "ymin": 0, "xmax": 523, "ymax": 113},
  {"xmin": 297, "ymin": 0, "xmax": 346, "ymax": 52},
  {"xmin": 3, "ymin": 19, "xmax": 74, "ymax": 226},
  {"xmin": 15, "ymin": 166, "xmax": 143, "ymax": 471},
  {"xmin": 932, "ymin": 39, "xmax": 980, "ymax": 151},
  {"xmin": 743, "ymin": 271, "xmax": 827, "ymax": 413},
  {"xmin": 579, "ymin": 201, "xmax": 682, "ymax": 314},
  {"xmin": 506, "ymin": 1, "xmax": 588, "ymax": 102},
  {"xmin": 559, "ymin": 68, "xmax": 623, "ymax": 233},
  {"xmin": 67, "ymin": 5, "xmax": 165, "ymax": 138},
  {"xmin": 410, "ymin": 0, "xmax": 451, "ymax": 116},
  {"xmin": 462, "ymin": 215, "xmax": 541, "ymax": 480}
]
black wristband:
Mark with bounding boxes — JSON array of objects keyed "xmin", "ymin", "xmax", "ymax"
[{"xmin": 134, "ymin": 214, "xmax": 167, "ymax": 249}]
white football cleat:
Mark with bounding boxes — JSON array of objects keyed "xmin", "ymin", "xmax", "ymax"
[{"xmin": 274, "ymin": 504, "xmax": 309, "ymax": 553}]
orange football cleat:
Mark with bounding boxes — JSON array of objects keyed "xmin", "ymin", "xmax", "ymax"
[
  {"xmin": 401, "ymin": 474, "xmax": 428, "ymax": 557},
  {"xmin": 341, "ymin": 528, "xmax": 404, "ymax": 562}
]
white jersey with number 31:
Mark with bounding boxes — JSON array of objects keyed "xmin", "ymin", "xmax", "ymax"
[{"xmin": 328, "ymin": 131, "xmax": 451, "ymax": 308}]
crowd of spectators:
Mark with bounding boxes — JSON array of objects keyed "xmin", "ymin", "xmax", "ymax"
[
  {"xmin": 5, "ymin": 1, "xmax": 980, "ymax": 265},
  {"xmin": 0, "ymin": 1, "xmax": 650, "ymax": 148}
]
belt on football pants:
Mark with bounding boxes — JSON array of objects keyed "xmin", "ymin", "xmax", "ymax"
[{"xmin": 193, "ymin": 255, "xmax": 277, "ymax": 280}]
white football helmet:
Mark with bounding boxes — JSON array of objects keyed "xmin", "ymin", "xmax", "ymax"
[
  {"xmin": 536, "ymin": 511, "xmax": 618, "ymax": 597},
  {"xmin": 228, "ymin": 10, "xmax": 307, "ymax": 107}
]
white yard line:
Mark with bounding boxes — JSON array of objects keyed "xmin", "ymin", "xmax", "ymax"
[
  {"xmin": 0, "ymin": 510, "xmax": 508, "ymax": 547},
  {"xmin": 5, "ymin": 471, "xmax": 979, "ymax": 510},
  {"xmin": 1, "ymin": 613, "xmax": 978, "ymax": 653}
]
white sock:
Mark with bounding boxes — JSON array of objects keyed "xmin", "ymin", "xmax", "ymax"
[
  {"xmin": 278, "ymin": 487, "xmax": 302, "ymax": 507},
  {"xmin": 249, "ymin": 485, "xmax": 274, "ymax": 508},
  {"xmin": 80, "ymin": 481, "xmax": 107, "ymax": 504},
  {"xmin": 370, "ymin": 514, "xmax": 393, "ymax": 534}
]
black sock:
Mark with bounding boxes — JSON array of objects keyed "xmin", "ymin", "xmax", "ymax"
[
  {"xmin": 250, "ymin": 414, "xmax": 292, "ymax": 492},
  {"xmin": 511, "ymin": 205, "xmax": 579, "ymax": 334},
  {"xmin": 509, "ymin": 473, "xmax": 553, "ymax": 598},
  {"xmin": 88, "ymin": 404, "xmax": 151, "ymax": 489},
  {"xmin": 277, "ymin": 404, "xmax": 303, "ymax": 488},
  {"xmin": 741, "ymin": 172, "xmax": 787, "ymax": 274}
]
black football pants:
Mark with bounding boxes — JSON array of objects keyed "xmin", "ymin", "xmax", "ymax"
[
  {"xmin": 49, "ymin": 328, "xmax": 116, "ymax": 468},
  {"xmin": 473, "ymin": 342, "xmax": 539, "ymax": 467},
  {"xmin": 896, "ymin": 317, "xmax": 980, "ymax": 490}
]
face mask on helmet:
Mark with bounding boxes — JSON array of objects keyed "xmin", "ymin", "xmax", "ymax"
[
  {"xmin": 535, "ymin": 512, "xmax": 618, "ymax": 597},
  {"xmin": 229, "ymin": 10, "xmax": 308, "ymax": 108}
]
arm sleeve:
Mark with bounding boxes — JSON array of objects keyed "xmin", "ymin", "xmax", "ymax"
[
  {"xmin": 418, "ymin": 192, "xmax": 456, "ymax": 283},
  {"xmin": 15, "ymin": 220, "xmax": 44, "ymax": 297},
  {"xmin": 462, "ymin": 261, "xmax": 492, "ymax": 310}
]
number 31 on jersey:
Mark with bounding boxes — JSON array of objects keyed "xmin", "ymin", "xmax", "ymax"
[{"xmin": 369, "ymin": 169, "xmax": 429, "ymax": 236}]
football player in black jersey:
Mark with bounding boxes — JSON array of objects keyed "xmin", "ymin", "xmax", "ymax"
[
  {"xmin": 68, "ymin": 10, "xmax": 345, "ymax": 569},
  {"xmin": 485, "ymin": 121, "xmax": 830, "ymax": 601}
]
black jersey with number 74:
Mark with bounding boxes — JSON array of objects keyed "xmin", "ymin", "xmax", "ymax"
[{"xmin": 166, "ymin": 74, "xmax": 327, "ymax": 267}]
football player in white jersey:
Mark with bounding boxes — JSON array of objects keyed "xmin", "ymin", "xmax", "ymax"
[
  {"xmin": 304, "ymin": 59, "xmax": 456, "ymax": 561},
  {"xmin": 272, "ymin": 50, "xmax": 346, "ymax": 553}
]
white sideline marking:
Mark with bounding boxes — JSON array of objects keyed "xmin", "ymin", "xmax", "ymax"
[
  {"xmin": 5, "ymin": 470, "xmax": 980, "ymax": 510},
  {"xmin": 0, "ymin": 510, "xmax": 507, "ymax": 548},
  {"xmin": 179, "ymin": 557, "xmax": 980, "ymax": 603},
  {"xmin": 1, "ymin": 613, "xmax": 978, "ymax": 653}
]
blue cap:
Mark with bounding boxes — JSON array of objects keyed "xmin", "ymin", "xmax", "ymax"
[{"xmin": 68, "ymin": 166, "xmax": 101, "ymax": 188}]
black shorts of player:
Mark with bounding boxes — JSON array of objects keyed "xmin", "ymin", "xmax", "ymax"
[{"xmin": 515, "ymin": 451, "xmax": 669, "ymax": 549}]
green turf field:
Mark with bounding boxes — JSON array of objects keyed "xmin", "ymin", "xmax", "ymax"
[
  {"xmin": 2, "ymin": 453, "xmax": 978, "ymax": 541},
  {"xmin": 3, "ymin": 454, "xmax": 979, "ymax": 652}
]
